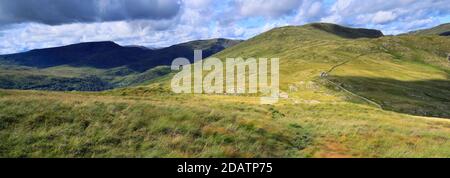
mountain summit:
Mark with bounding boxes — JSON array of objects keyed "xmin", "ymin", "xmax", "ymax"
[{"xmin": 307, "ymin": 23, "xmax": 384, "ymax": 39}]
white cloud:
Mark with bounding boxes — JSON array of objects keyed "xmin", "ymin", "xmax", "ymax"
[
  {"xmin": 371, "ymin": 11, "xmax": 397, "ymax": 24},
  {"xmin": 321, "ymin": 0, "xmax": 450, "ymax": 34},
  {"xmin": 293, "ymin": 0, "xmax": 327, "ymax": 24}
]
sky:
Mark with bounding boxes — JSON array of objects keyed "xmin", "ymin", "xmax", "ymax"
[{"xmin": 0, "ymin": 0, "xmax": 450, "ymax": 54}]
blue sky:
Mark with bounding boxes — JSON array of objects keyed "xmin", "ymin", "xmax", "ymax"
[{"xmin": 1, "ymin": 0, "xmax": 450, "ymax": 54}]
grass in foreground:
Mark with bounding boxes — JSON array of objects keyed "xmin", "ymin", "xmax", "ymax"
[
  {"xmin": 0, "ymin": 89, "xmax": 448, "ymax": 158},
  {"xmin": 0, "ymin": 90, "xmax": 311, "ymax": 157}
]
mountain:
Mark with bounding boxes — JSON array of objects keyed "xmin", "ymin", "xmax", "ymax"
[
  {"xmin": 404, "ymin": 23, "xmax": 450, "ymax": 36},
  {"xmin": 212, "ymin": 23, "xmax": 450, "ymax": 118},
  {"xmin": 152, "ymin": 22, "xmax": 449, "ymax": 119},
  {"xmin": 0, "ymin": 38, "xmax": 242, "ymax": 91},
  {"xmin": 0, "ymin": 41, "xmax": 149, "ymax": 69},
  {"xmin": 126, "ymin": 38, "xmax": 242, "ymax": 71}
]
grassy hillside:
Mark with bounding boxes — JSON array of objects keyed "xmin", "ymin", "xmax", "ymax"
[
  {"xmin": 0, "ymin": 64, "xmax": 171, "ymax": 91},
  {"xmin": 0, "ymin": 90, "xmax": 313, "ymax": 157},
  {"xmin": 0, "ymin": 87, "xmax": 448, "ymax": 157},
  {"xmin": 212, "ymin": 23, "xmax": 450, "ymax": 118},
  {"xmin": 0, "ymin": 23, "xmax": 449, "ymax": 158}
]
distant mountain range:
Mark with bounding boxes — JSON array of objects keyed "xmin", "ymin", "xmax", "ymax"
[
  {"xmin": 0, "ymin": 38, "xmax": 242, "ymax": 91},
  {"xmin": 0, "ymin": 38, "xmax": 242, "ymax": 72}
]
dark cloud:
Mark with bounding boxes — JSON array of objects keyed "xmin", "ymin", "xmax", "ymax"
[{"xmin": 0, "ymin": 0, "xmax": 181, "ymax": 25}]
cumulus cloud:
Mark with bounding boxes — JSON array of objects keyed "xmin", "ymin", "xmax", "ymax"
[
  {"xmin": 293, "ymin": 0, "xmax": 327, "ymax": 24},
  {"xmin": 371, "ymin": 11, "xmax": 397, "ymax": 24},
  {"xmin": 321, "ymin": 0, "xmax": 450, "ymax": 32},
  {"xmin": 0, "ymin": 0, "xmax": 181, "ymax": 25},
  {"xmin": 0, "ymin": 0, "xmax": 248, "ymax": 54}
]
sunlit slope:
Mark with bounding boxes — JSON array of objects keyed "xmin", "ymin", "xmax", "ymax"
[
  {"xmin": 211, "ymin": 23, "xmax": 450, "ymax": 118},
  {"xmin": 1, "ymin": 88, "xmax": 449, "ymax": 157}
]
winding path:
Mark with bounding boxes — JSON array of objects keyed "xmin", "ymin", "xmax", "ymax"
[{"xmin": 320, "ymin": 58, "xmax": 383, "ymax": 109}]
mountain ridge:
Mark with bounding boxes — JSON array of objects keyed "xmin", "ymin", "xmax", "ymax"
[
  {"xmin": 403, "ymin": 23, "xmax": 450, "ymax": 36},
  {"xmin": 308, "ymin": 23, "xmax": 384, "ymax": 38},
  {"xmin": 0, "ymin": 38, "xmax": 242, "ymax": 91}
]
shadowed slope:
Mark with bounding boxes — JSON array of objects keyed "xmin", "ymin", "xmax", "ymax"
[
  {"xmin": 309, "ymin": 23, "xmax": 384, "ymax": 39},
  {"xmin": 327, "ymin": 76, "xmax": 450, "ymax": 118}
]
